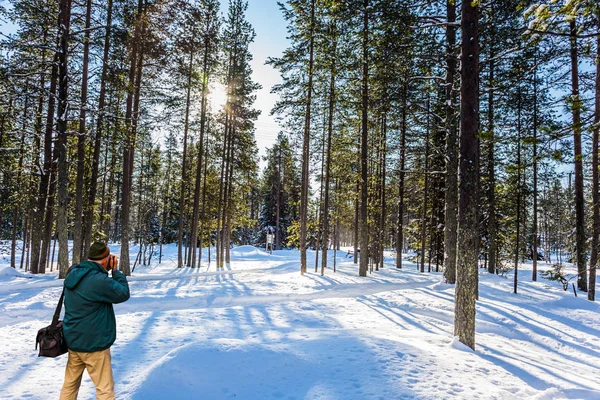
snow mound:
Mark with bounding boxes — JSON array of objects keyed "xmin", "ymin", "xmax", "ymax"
[
  {"xmin": 450, "ymin": 336, "xmax": 475, "ymax": 352},
  {"xmin": 230, "ymin": 245, "xmax": 267, "ymax": 258},
  {"xmin": 0, "ymin": 266, "xmax": 31, "ymax": 280}
]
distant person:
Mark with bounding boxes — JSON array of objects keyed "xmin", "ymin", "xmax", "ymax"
[{"xmin": 59, "ymin": 242, "xmax": 130, "ymax": 400}]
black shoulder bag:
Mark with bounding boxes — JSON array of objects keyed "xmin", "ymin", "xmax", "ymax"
[
  {"xmin": 35, "ymin": 264, "xmax": 78, "ymax": 358},
  {"xmin": 35, "ymin": 288, "xmax": 68, "ymax": 357}
]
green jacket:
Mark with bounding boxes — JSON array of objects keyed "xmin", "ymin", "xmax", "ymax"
[{"xmin": 63, "ymin": 260, "xmax": 130, "ymax": 353}]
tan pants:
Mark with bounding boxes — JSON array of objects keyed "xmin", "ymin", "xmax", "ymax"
[{"xmin": 59, "ymin": 348, "xmax": 116, "ymax": 400}]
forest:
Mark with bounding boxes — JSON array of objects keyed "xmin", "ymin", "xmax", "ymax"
[{"xmin": 0, "ymin": 0, "xmax": 599, "ymax": 350}]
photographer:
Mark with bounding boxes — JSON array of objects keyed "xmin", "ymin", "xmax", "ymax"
[{"xmin": 59, "ymin": 242, "xmax": 130, "ymax": 400}]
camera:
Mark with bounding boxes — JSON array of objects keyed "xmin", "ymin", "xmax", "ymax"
[{"xmin": 107, "ymin": 254, "xmax": 118, "ymax": 271}]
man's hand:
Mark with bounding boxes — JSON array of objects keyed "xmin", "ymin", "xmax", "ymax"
[{"xmin": 107, "ymin": 254, "xmax": 119, "ymax": 271}]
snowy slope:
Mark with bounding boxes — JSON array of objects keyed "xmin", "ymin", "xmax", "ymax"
[{"xmin": 0, "ymin": 242, "xmax": 599, "ymax": 400}]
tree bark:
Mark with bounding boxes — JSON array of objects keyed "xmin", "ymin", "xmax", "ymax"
[
  {"xmin": 589, "ymin": 13, "xmax": 600, "ymax": 302},
  {"xmin": 321, "ymin": 37, "xmax": 336, "ymax": 275},
  {"xmin": 570, "ymin": 20, "xmax": 587, "ymax": 292},
  {"xmin": 443, "ymin": 0, "xmax": 458, "ymax": 282},
  {"xmin": 420, "ymin": 98, "xmax": 430, "ymax": 273},
  {"xmin": 190, "ymin": 44, "xmax": 210, "ymax": 268},
  {"xmin": 177, "ymin": 47, "xmax": 195, "ymax": 267},
  {"xmin": 72, "ymin": 0, "xmax": 93, "ymax": 264},
  {"xmin": 300, "ymin": 0, "xmax": 316, "ymax": 275},
  {"xmin": 120, "ymin": 0, "xmax": 145, "ymax": 276},
  {"xmin": 56, "ymin": 0, "xmax": 72, "ymax": 278},
  {"xmin": 30, "ymin": 21, "xmax": 60, "ymax": 275},
  {"xmin": 84, "ymin": 0, "xmax": 113, "ymax": 253},
  {"xmin": 396, "ymin": 80, "xmax": 407, "ymax": 269},
  {"xmin": 532, "ymin": 50, "xmax": 539, "ymax": 281},
  {"xmin": 514, "ymin": 88, "xmax": 522, "ymax": 294},
  {"xmin": 454, "ymin": 0, "xmax": 479, "ymax": 351},
  {"xmin": 359, "ymin": 0, "xmax": 370, "ymax": 277}
]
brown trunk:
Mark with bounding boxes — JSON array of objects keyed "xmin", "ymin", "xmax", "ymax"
[
  {"xmin": 199, "ymin": 118, "xmax": 211, "ymax": 267},
  {"xmin": 589, "ymin": 14, "xmax": 600, "ymax": 302},
  {"xmin": 396, "ymin": 80, "xmax": 408, "ymax": 269},
  {"xmin": 454, "ymin": 0, "xmax": 479, "ymax": 350},
  {"xmin": 359, "ymin": 0, "xmax": 369, "ymax": 277},
  {"xmin": 300, "ymin": 0, "xmax": 316, "ymax": 275},
  {"xmin": 315, "ymin": 115, "xmax": 326, "ymax": 272},
  {"xmin": 532, "ymin": 51, "xmax": 539, "ymax": 281},
  {"xmin": 353, "ymin": 147, "xmax": 359, "ymax": 265},
  {"xmin": 570, "ymin": 20, "xmax": 587, "ymax": 292},
  {"xmin": 216, "ymin": 113, "xmax": 229, "ymax": 269},
  {"xmin": 120, "ymin": 0, "xmax": 145, "ymax": 276},
  {"xmin": 11, "ymin": 98, "xmax": 29, "ymax": 268},
  {"xmin": 420, "ymin": 98, "xmax": 430, "ymax": 273},
  {"xmin": 177, "ymin": 48, "xmax": 195, "ymax": 267},
  {"xmin": 73, "ymin": 0, "xmax": 93, "ymax": 264},
  {"xmin": 443, "ymin": 0, "xmax": 458, "ymax": 282},
  {"xmin": 321, "ymin": 45, "xmax": 336, "ymax": 274},
  {"xmin": 30, "ymin": 23, "xmax": 60, "ymax": 275},
  {"xmin": 190, "ymin": 43, "xmax": 211, "ymax": 268},
  {"xmin": 275, "ymin": 143, "xmax": 282, "ymax": 250},
  {"xmin": 225, "ymin": 128, "xmax": 236, "ymax": 266},
  {"xmin": 487, "ymin": 57, "xmax": 496, "ymax": 275},
  {"xmin": 514, "ymin": 88, "xmax": 522, "ymax": 294},
  {"xmin": 160, "ymin": 147, "xmax": 172, "ymax": 264},
  {"xmin": 56, "ymin": 0, "xmax": 72, "ymax": 278},
  {"xmin": 84, "ymin": 0, "xmax": 113, "ymax": 252}
]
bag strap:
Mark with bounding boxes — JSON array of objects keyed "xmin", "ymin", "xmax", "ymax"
[
  {"xmin": 51, "ymin": 264, "xmax": 79, "ymax": 328},
  {"xmin": 50, "ymin": 289, "xmax": 65, "ymax": 328}
]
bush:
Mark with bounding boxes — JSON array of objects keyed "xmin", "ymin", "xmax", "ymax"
[{"xmin": 542, "ymin": 264, "xmax": 568, "ymax": 291}]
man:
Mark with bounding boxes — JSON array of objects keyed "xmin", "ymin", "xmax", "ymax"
[{"xmin": 59, "ymin": 242, "xmax": 130, "ymax": 400}]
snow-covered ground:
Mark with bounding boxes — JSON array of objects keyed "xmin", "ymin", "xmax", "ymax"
[{"xmin": 1, "ymin": 242, "xmax": 599, "ymax": 400}]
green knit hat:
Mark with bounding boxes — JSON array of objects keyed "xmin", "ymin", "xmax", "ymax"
[{"xmin": 88, "ymin": 242, "xmax": 110, "ymax": 260}]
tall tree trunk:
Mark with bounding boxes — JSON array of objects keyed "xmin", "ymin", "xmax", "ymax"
[
  {"xmin": 321, "ymin": 35, "xmax": 337, "ymax": 275},
  {"xmin": 199, "ymin": 118, "xmax": 211, "ymax": 267},
  {"xmin": 353, "ymin": 149, "xmax": 360, "ymax": 265},
  {"xmin": 570, "ymin": 20, "xmax": 587, "ymax": 292},
  {"xmin": 225, "ymin": 129, "xmax": 236, "ymax": 266},
  {"xmin": 276, "ymin": 143, "xmax": 281, "ymax": 250},
  {"xmin": 359, "ymin": 0, "xmax": 370, "ymax": 277},
  {"xmin": 455, "ymin": 0, "xmax": 479, "ymax": 350},
  {"xmin": 56, "ymin": 0, "xmax": 72, "ymax": 278},
  {"xmin": 84, "ymin": 0, "xmax": 113, "ymax": 252},
  {"xmin": 486, "ymin": 3, "xmax": 496, "ymax": 276},
  {"xmin": 160, "ymin": 146, "xmax": 172, "ymax": 264},
  {"xmin": 420, "ymin": 98, "xmax": 430, "ymax": 273},
  {"xmin": 532, "ymin": 51, "xmax": 539, "ymax": 281},
  {"xmin": 443, "ymin": 0, "xmax": 458, "ymax": 282},
  {"xmin": 315, "ymin": 116, "xmax": 327, "ymax": 272},
  {"xmin": 514, "ymin": 88, "xmax": 522, "ymax": 294},
  {"xmin": 11, "ymin": 97, "xmax": 29, "ymax": 268},
  {"xmin": 178, "ymin": 48, "xmax": 195, "ymax": 267},
  {"xmin": 30, "ymin": 24, "xmax": 60, "ymax": 275},
  {"xmin": 379, "ymin": 113, "xmax": 387, "ymax": 271},
  {"xmin": 300, "ymin": 0, "xmax": 316, "ymax": 275},
  {"xmin": 120, "ymin": 0, "xmax": 145, "ymax": 276},
  {"xmin": 73, "ymin": 0, "xmax": 93, "ymax": 264},
  {"xmin": 190, "ymin": 45, "xmax": 210, "ymax": 268},
  {"xmin": 216, "ymin": 112, "xmax": 230, "ymax": 269},
  {"xmin": 396, "ymin": 80, "xmax": 408, "ymax": 269},
  {"xmin": 589, "ymin": 13, "xmax": 600, "ymax": 302}
]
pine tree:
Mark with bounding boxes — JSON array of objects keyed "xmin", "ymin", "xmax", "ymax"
[{"xmin": 454, "ymin": 0, "xmax": 480, "ymax": 351}]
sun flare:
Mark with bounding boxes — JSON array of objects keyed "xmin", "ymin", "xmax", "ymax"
[{"xmin": 208, "ymin": 83, "xmax": 228, "ymax": 111}]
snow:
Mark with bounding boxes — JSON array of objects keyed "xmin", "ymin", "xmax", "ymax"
[{"xmin": 1, "ymin": 242, "xmax": 600, "ymax": 399}]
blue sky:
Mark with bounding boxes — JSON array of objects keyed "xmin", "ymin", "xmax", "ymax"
[{"xmin": 240, "ymin": 0, "xmax": 289, "ymax": 162}]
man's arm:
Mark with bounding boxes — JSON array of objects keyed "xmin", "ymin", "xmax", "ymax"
[{"xmin": 90, "ymin": 270, "xmax": 130, "ymax": 304}]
